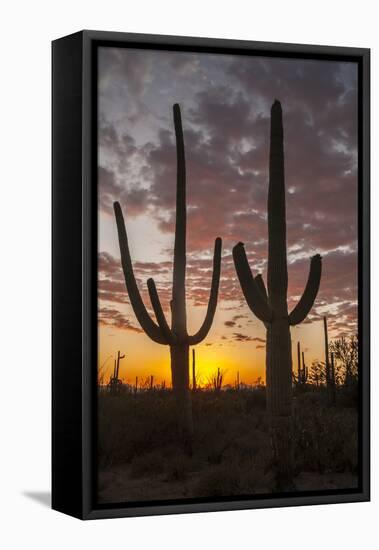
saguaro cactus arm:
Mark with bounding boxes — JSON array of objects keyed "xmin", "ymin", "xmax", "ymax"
[
  {"xmin": 232, "ymin": 242, "xmax": 272, "ymax": 323},
  {"xmin": 288, "ymin": 254, "xmax": 322, "ymax": 326},
  {"xmin": 147, "ymin": 278, "xmax": 177, "ymax": 344},
  {"xmin": 188, "ymin": 237, "xmax": 222, "ymax": 345},
  {"xmin": 255, "ymin": 274, "xmax": 268, "ymax": 302},
  {"xmin": 254, "ymin": 274, "xmax": 269, "ymax": 329},
  {"xmin": 114, "ymin": 201, "xmax": 167, "ymax": 344}
]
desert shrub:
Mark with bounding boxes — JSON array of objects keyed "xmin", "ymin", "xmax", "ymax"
[
  {"xmin": 294, "ymin": 389, "xmax": 327, "ymax": 407},
  {"xmin": 243, "ymin": 387, "xmax": 266, "ymax": 412},
  {"xmin": 130, "ymin": 448, "xmax": 194, "ymax": 482},
  {"xmin": 98, "ymin": 390, "xmax": 180, "ymax": 467},
  {"xmin": 98, "ymin": 385, "xmax": 358, "ymax": 500},
  {"xmin": 341, "ymin": 427, "xmax": 358, "ymax": 472},
  {"xmin": 293, "ymin": 400, "xmax": 358, "ymax": 474},
  {"xmin": 226, "ymin": 428, "xmax": 272, "ymax": 467},
  {"xmin": 164, "ymin": 454, "xmax": 193, "ymax": 482},
  {"xmin": 337, "ymin": 383, "xmax": 359, "ymax": 408},
  {"xmin": 195, "ymin": 464, "xmax": 241, "ymax": 497},
  {"xmin": 191, "ymin": 391, "xmax": 270, "ymax": 467},
  {"xmin": 130, "ymin": 449, "xmax": 164, "ymax": 478},
  {"xmin": 195, "ymin": 458, "xmax": 274, "ymax": 497}
]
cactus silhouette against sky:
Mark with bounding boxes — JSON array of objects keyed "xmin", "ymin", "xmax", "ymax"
[
  {"xmin": 296, "ymin": 341, "xmax": 308, "ymax": 387},
  {"xmin": 324, "ymin": 316, "xmax": 336, "ymax": 404},
  {"xmin": 114, "ymin": 104, "xmax": 222, "ymax": 445},
  {"xmin": 109, "ymin": 350, "xmax": 125, "ymax": 394},
  {"xmin": 192, "ymin": 349, "xmax": 197, "ymax": 392},
  {"xmin": 233, "ymin": 100, "xmax": 322, "ymax": 486},
  {"xmin": 297, "ymin": 342, "xmax": 302, "ymax": 385}
]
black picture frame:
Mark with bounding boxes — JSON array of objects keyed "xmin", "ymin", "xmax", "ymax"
[{"xmin": 52, "ymin": 30, "xmax": 370, "ymax": 520}]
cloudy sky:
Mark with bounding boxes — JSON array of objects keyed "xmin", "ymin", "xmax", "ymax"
[{"xmin": 97, "ymin": 46, "xmax": 358, "ymax": 387}]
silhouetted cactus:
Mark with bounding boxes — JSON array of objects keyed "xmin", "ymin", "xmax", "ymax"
[
  {"xmin": 114, "ymin": 104, "xmax": 222, "ymax": 446},
  {"xmin": 294, "ymin": 342, "xmax": 308, "ymax": 386},
  {"xmin": 233, "ymin": 100, "xmax": 322, "ymax": 487},
  {"xmin": 301, "ymin": 350, "xmax": 308, "ymax": 385},
  {"xmin": 117, "ymin": 351, "xmax": 125, "ymax": 379},
  {"xmin": 212, "ymin": 367, "xmax": 223, "ymax": 393},
  {"xmin": 112, "ymin": 358, "xmax": 116, "ymax": 380},
  {"xmin": 330, "ymin": 352, "xmax": 336, "ymax": 394},
  {"xmin": 324, "ymin": 316, "xmax": 336, "ymax": 404},
  {"xmin": 297, "ymin": 341, "xmax": 301, "ymax": 386},
  {"xmin": 192, "ymin": 348, "xmax": 197, "ymax": 391},
  {"xmin": 109, "ymin": 350, "xmax": 125, "ymax": 394}
]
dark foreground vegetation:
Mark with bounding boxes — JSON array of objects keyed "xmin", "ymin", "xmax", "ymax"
[{"xmin": 97, "ymin": 385, "xmax": 358, "ymax": 504}]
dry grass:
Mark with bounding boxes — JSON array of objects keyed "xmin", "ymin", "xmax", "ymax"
[{"xmin": 97, "ymin": 385, "xmax": 358, "ymax": 503}]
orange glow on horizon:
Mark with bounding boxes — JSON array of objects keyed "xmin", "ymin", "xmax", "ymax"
[{"xmin": 98, "ymin": 312, "xmax": 332, "ymax": 388}]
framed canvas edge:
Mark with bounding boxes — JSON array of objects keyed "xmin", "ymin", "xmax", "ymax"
[
  {"xmin": 52, "ymin": 31, "xmax": 85, "ymax": 520},
  {"xmin": 359, "ymin": 46, "xmax": 370, "ymax": 503},
  {"xmin": 54, "ymin": 30, "xmax": 370, "ymax": 520},
  {"xmin": 61, "ymin": 28, "xmax": 371, "ymax": 57},
  {"xmin": 83, "ymin": 491, "xmax": 369, "ymax": 520}
]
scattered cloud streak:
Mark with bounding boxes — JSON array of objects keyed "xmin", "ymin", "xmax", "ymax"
[{"xmin": 99, "ymin": 306, "xmax": 143, "ymax": 333}]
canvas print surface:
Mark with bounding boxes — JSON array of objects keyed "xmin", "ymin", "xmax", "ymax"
[{"xmin": 97, "ymin": 46, "xmax": 359, "ymax": 505}]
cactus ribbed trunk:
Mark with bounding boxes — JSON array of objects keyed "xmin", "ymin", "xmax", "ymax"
[
  {"xmin": 266, "ymin": 321, "xmax": 293, "ymax": 487},
  {"xmin": 171, "ymin": 344, "xmax": 193, "ymax": 445}
]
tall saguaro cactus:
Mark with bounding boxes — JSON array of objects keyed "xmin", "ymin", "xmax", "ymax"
[
  {"xmin": 233, "ymin": 100, "xmax": 322, "ymax": 486},
  {"xmin": 114, "ymin": 104, "xmax": 222, "ymax": 445}
]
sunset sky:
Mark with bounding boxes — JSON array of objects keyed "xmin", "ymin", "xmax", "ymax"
[{"xmin": 97, "ymin": 46, "xmax": 358, "ymax": 387}]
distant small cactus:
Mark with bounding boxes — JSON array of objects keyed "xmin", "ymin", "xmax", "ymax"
[
  {"xmin": 212, "ymin": 368, "xmax": 223, "ymax": 393},
  {"xmin": 192, "ymin": 348, "xmax": 197, "ymax": 391},
  {"xmin": 324, "ymin": 316, "xmax": 336, "ymax": 404},
  {"xmin": 109, "ymin": 350, "xmax": 125, "ymax": 394}
]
